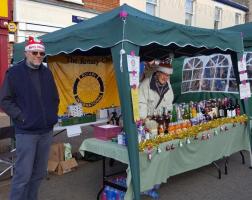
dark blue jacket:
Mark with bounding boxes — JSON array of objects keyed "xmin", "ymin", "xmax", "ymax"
[{"xmin": 0, "ymin": 60, "xmax": 59, "ymax": 134}]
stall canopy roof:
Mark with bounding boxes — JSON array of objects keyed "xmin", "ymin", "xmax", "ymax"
[
  {"xmin": 14, "ymin": 4, "xmax": 244, "ymax": 62},
  {"xmin": 223, "ymin": 22, "xmax": 252, "ymax": 51}
]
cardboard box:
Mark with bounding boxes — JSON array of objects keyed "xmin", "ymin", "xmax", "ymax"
[
  {"xmin": 57, "ymin": 158, "xmax": 78, "ymax": 175},
  {"xmin": 94, "ymin": 124, "xmax": 121, "ymax": 140}
]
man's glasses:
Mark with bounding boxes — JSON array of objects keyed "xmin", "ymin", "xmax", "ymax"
[{"xmin": 31, "ymin": 51, "xmax": 45, "ymax": 56}]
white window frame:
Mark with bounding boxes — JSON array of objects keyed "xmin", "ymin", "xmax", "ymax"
[
  {"xmin": 181, "ymin": 54, "xmax": 237, "ymax": 94},
  {"xmin": 146, "ymin": 0, "xmax": 157, "ymax": 16},
  {"xmin": 185, "ymin": 0, "xmax": 194, "ymax": 26},
  {"xmin": 214, "ymin": 7, "xmax": 222, "ymax": 29},
  {"xmin": 235, "ymin": 13, "xmax": 241, "ymax": 25}
]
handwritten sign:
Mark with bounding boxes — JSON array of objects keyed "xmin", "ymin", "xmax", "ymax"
[
  {"xmin": 239, "ymin": 82, "xmax": 251, "ymax": 99},
  {"xmin": 127, "ymin": 55, "xmax": 140, "ymax": 87},
  {"xmin": 127, "ymin": 55, "xmax": 140, "ymax": 73},
  {"xmin": 66, "ymin": 125, "xmax": 81, "ymax": 137},
  {"xmin": 238, "ymin": 61, "xmax": 246, "ymax": 72},
  {"xmin": 239, "ymin": 72, "xmax": 248, "ymax": 82}
]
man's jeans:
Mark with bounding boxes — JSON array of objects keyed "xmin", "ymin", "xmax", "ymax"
[{"xmin": 10, "ymin": 131, "xmax": 52, "ymax": 200}]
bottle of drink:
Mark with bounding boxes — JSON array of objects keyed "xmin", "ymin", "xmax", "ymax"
[
  {"xmin": 158, "ymin": 109, "xmax": 163, "ymax": 125},
  {"xmin": 201, "ymin": 100, "xmax": 206, "ymax": 116},
  {"xmin": 216, "ymin": 99, "xmax": 221, "ymax": 118},
  {"xmin": 227, "ymin": 98, "xmax": 233, "ymax": 118},
  {"xmin": 191, "ymin": 102, "xmax": 197, "ymax": 118},
  {"xmin": 211, "ymin": 99, "xmax": 218, "ymax": 119},
  {"xmin": 158, "ymin": 124, "xmax": 164, "ymax": 136},
  {"xmin": 162, "ymin": 107, "xmax": 168, "ymax": 134},
  {"xmin": 152, "ymin": 110, "xmax": 157, "ymax": 121},
  {"xmin": 177, "ymin": 104, "xmax": 183, "ymax": 120},
  {"xmin": 223, "ymin": 97, "xmax": 228, "ymax": 117},
  {"xmin": 171, "ymin": 104, "xmax": 177, "ymax": 122},
  {"xmin": 164, "ymin": 111, "xmax": 170, "ymax": 134},
  {"xmin": 218, "ymin": 98, "xmax": 224, "ymax": 118},
  {"xmin": 162, "ymin": 107, "xmax": 166, "ymax": 119},
  {"xmin": 230, "ymin": 98, "xmax": 236, "ymax": 117},
  {"xmin": 235, "ymin": 99, "xmax": 241, "ymax": 116},
  {"xmin": 183, "ymin": 104, "xmax": 190, "ymax": 120},
  {"xmin": 182, "ymin": 104, "xmax": 187, "ymax": 120}
]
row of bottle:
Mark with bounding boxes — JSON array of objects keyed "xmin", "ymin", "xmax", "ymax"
[
  {"xmin": 150, "ymin": 98, "xmax": 240, "ymax": 122},
  {"xmin": 145, "ymin": 98, "xmax": 241, "ymax": 136}
]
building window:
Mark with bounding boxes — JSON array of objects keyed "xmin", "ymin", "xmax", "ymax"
[
  {"xmin": 214, "ymin": 7, "xmax": 222, "ymax": 29},
  {"xmin": 235, "ymin": 13, "xmax": 241, "ymax": 25},
  {"xmin": 146, "ymin": 0, "xmax": 157, "ymax": 16},
  {"xmin": 185, "ymin": 0, "xmax": 193, "ymax": 26}
]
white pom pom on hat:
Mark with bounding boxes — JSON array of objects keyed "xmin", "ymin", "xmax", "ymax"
[{"xmin": 25, "ymin": 36, "xmax": 45, "ymax": 52}]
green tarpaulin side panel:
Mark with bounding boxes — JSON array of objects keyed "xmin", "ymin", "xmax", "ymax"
[
  {"xmin": 224, "ymin": 23, "xmax": 252, "ymax": 118},
  {"xmin": 13, "ymin": 4, "xmax": 243, "ymax": 63},
  {"xmin": 171, "ymin": 54, "xmax": 245, "ymax": 113},
  {"xmin": 111, "ymin": 43, "xmax": 140, "ymax": 200},
  {"xmin": 223, "ymin": 24, "xmax": 252, "ymax": 151},
  {"xmin": 236, "ymin": 51, "xmax": 252, "ymax": 152},
  {"xmin": 245, "ymin": 47, "xmax": 252, "ymax": 51}
]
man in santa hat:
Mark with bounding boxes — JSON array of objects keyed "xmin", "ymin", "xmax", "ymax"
[
  {"xmin": 139, "ymin": 59, "xmax": 174, "ymax": 119},
  {"xmin": 0, "ymin": 36, "xmax": 59, "ymax": 200}
]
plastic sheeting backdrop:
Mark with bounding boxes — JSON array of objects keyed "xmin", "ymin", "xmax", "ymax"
[{"xmin": 181, "ymin": 54, "xmax": 238, "ymax": 94}]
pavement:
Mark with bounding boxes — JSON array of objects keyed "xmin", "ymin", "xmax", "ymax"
[{"xmin": 1, "ymin": 114, "xmax": 252, "ymax": 200}]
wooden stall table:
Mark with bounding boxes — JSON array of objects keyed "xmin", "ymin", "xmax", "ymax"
[{"xmin": 79, "ymin": 123, "xmax": 251, "ymax": 200}]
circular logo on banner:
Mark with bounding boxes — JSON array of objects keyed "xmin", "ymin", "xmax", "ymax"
[
  {"xmin": 8, "ymin": 22, "xmax": 17, "ymax": 33},
  {"xmin": 73, "ymin": 72, "xmax": 104, "ymax": 107}
]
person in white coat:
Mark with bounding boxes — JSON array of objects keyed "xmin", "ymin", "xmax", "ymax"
[{"xmin": 139, "ymin": 60, "xmax": 174, "ymax": 119}]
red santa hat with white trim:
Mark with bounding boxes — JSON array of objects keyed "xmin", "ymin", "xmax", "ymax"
[
  {"xmin": 25, "ymin": 36, "xmax": 45, "ymax": 52},
  {"xmin": 156, "ymin": 60, "xmax": 173, "ymax": 75}
]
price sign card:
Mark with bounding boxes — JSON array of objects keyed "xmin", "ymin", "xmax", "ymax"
[
  {"xmin": 239, "ymin": 82, "xmax": 251, "ymax": 99},
  {"xmin": 239, "ymin": 72, "xmax": 248, "ymax": 82},
  {"xmin": 129, "ymin": 73, "xmax": 139, "ymax": 87},
  {"xmin": 242, "ymin": 53, "xmax": 247, "ymax": 69},
  {"xmin": 127, "ymin": 55, "xmax": 140, "ymax": 72},
  {"xmin": 238, "ymin": 60, "xmax": 246, "ymax": 72},
  {"xmin": 66, "ymin": 125, "xmax": 81, "ymax": 137},
  {"xmin": 127, "ymin": 55, "xmax": 140, "ymax": 87}
]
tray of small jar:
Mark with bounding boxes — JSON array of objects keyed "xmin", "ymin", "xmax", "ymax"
[{"xmin": 61, "ymin": 114, "xmax": 96, "ymax": 126}]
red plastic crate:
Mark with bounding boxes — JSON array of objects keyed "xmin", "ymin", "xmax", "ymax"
[{"xmin": 94, "ymin": 125, "xmax": 122, "ymax": 140}]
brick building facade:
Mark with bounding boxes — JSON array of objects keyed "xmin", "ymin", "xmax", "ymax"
[
  {"xmin": 84, "ymin": 0, "xmax": 119, "ymax": 12},
  {"xmin": 3, "ymin": 0, "xmax": 120, "ymax": 69}
]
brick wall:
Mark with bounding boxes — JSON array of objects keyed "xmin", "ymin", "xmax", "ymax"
[{"xmin": 84, "ymin": 0, "xmax": 120, "ymax": 12}]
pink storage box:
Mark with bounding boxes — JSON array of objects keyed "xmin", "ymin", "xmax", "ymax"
[{"xmin": 94, "ymin": 124, "xmax": 122, "ymax": 140}]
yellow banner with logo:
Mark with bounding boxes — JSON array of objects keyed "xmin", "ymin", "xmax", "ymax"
[
  {"xmin": 0, "ymin": 0, "xmax": 8, "ymax": 18},
  {"xmin": 48, "ymin": 55, "xmax": 120, "ymax": 115}
]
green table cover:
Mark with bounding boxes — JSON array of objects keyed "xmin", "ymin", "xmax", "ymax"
[{"xmin": 79, "ymin": 123, "xmax": 251, "ymax": 200}]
